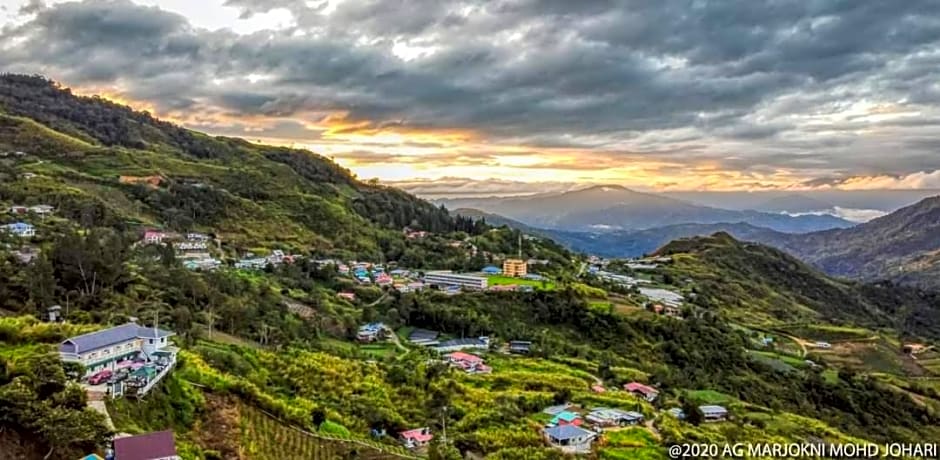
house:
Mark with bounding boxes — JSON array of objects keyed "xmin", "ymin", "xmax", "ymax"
[
  {"xmin": 113, "ymin": 430, "xmax": 180, "ymax": 460},
  {"xmin": 338, "ymin": 292, "xmax": 357, "ymax": 302},
  {"xmin": 549, "ymin": 410, "xmax": 583, "ymax": 427},
  {"xmin": 591, "ymin": 385, "xmax": 606, "ymax": 393},
  {"xmin": 399, "ymin": 428, "xmax": 433, "ymax": 449},
  {"xmin": 433, "ymin": 337, "xmax": 489, "ymax": 353},
  {"xmin": 424, "ymin": 271, "xmax": 488, "ymax": 290},
  {"xmin": 543, "ymin": 425, "xmax": 597, "ymax": 454},
  {"xmin": 182, "ymin": 258, "xmax": 221, "ymax": 271},
  {"xmin": 502, "ymin": 259, "xmax": 527, "ymax": 278},
  {"xmin": 700, "ymin": 405, "xmax": 729, "ymax": 422},
  {"xmin": 2, "ymin": 222, "xmax": 35, "ymax": 237},
  {"xmin": 46, "ymin": 305, "xmax": 63, "ymax": 323},
  {"xmin": 444, "ymin": 351, "xmax": 492, "ymax": 374},
  {"xmin": 59, "ymin": 322, "xmax": 176, "ymax": 378},
  {"xmin": 639, "ymin": 287, "xmax": 684, "ymax": 307},
  {"xmin": 585, "ymin": 408, "xmax": 643, "ymax": 427},
  {"xmin": 186, "ymin": 233, "xmax": 210, "ymax": 241},
  {"xmin": 667, "ymin": 408, "xmax": 685, "ymax": 420},
  {"xmin": 142, "ymin": 230, "xmax": 168, "ymax": 245},
  {"xmin": 404, "ymin": 229, "xmax": 429, "ymax": 239},
  {"xmin": 408, "ymin": 329, "xmax": 440, "ymax": 346},
  {"xmin": 509, "ymin": 340, "xmax": 532, "ymax": 354},
  {"xmin": 20, "ymin": 172, "xmax": 37, "ymax": 180},
  {"xmin": 542, "ymin": 403, "xmax": 574, "ymax": 416},
  {"xmin": 29, "ymin": 205, "xmax": 54, "ymax": 217},
  {"xmin": 9, "ymin": 205, "xmax": 28, "ymax": 215},
  {"xmin": 235, "ymin": 257, "xmax": 269, "ymax": 270},
  {"xmin": 482, "ymin": 266, "xmax": 502, "ymax": 275},
  {"xmin": 813, "ymin": 341, "xmax": 832, "ymax": 349},
  {"xmin": 375, "ymin": 273, "xmax": 393, "ymax": 285},
  {"xmin": 624, "ymin": 382, "xmax": 659, "ymax": 402},
  {"xmin": 357, "ymin": 323, "xmax": 389, "ymax": 342}
]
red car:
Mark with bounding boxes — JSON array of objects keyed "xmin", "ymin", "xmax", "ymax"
[{"xmin": 88, "ymin": 370, "xmax": 113, "ymax": 385}]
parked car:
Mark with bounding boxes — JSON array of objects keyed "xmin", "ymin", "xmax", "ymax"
[{"xmin": 88, "ymin": 370, "xmax": 113, "ymax": 385}]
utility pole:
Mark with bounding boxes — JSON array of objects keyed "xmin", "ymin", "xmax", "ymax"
[{"xmin": 442, "ymin": 405, "xmax": 448, "ymax": 446}]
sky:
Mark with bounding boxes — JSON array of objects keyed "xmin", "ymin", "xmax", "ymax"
[{"xmin": 3, "ymin": 0, "xmax": 940, "ymax": 195}]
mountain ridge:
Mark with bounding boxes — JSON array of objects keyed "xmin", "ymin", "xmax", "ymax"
[{"xmin": 437, "ymin": 185, "xmax": 854, "ymax": 233}]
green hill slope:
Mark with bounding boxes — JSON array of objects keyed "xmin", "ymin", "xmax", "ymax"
[{"xmin": 656, "ymin": 232, "xmax": 940, "ymax": 340}]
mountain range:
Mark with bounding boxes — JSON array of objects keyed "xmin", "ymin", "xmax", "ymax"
[{"xmin": 437, "ymin": 185, "xmax": 854, "ymax": 233}]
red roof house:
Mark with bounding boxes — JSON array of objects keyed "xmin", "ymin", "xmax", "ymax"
[
  {"xmin": 113, "ymin": 430, "xmax": 180, "ymax": 460},
  {"xmin": 624, "ymin": 382, "xmax": 659, "ymax": 401},
  {"xmin": 400, "ymin": 427, "xmax": 433, "ymax": 448}
]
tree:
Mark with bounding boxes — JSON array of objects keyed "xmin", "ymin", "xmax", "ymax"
[{"xmin": 310, "ymin": 407, "xmax": 327, "ymax": 428}]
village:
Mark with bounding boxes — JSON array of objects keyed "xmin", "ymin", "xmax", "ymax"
[{"xmin": 0, "ymin": 194, "xmax": 719, "ymax": 459}]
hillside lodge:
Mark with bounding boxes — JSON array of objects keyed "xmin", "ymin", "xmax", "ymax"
[{"xmin": 59, "ymin": 322, "xmax": 177, "ymax": 378}]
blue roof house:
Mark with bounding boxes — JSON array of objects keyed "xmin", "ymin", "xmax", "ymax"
[
  {"xmin": 482, "ymin": 266, "xmax": 502, "ymax": 275},
  {"xmin": 543, "ymin": 425, "xmax": 597, "ymax": 454},
  {"xmin": 2, "ymin": 222, "xmax": 35, "ymax": 237},
  {"xmin": 59, "ymin": 322, "xmax": 176, "ymax": 377},
  {"xmin": 700, "ymin": 405, "xmax": 729, "ymax": 422}
]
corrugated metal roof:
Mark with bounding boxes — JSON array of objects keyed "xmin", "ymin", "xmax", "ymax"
[
  {"xmin": 58, "ymin": 323, "xmax": 174, "ymax": 354},
  {"xmin": 544, "ymin": 425, "xmax": 595, "ymax": 441},
  {"xmin": 114, "ymin": 431, "xmax": 177, "ymax": 460}
]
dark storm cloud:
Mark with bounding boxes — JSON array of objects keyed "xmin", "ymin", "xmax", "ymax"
[{"xmin": 4, "ymin": 0, "xmax": 940, "ymax": 180}]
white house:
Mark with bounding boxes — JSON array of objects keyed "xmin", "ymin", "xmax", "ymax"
[
  {"xmin": 59, "ymin": 322, "xmax": 176, "ymax": 377},
  {"xmin": 544, "ymin": 425, "xmax": 597, "ymax": 454}
]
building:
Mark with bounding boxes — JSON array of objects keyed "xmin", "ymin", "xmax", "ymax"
[
  {"xmin": 542, "ymin": 404, "xmax": 574, "ymax": 416},
  {"xmin": 113, "ymin": 430, "xmax": 180, "ymax": 460},
  {"xmin": 29, "ymin": 205, "xmax": 54, "ymax": 217},
  {"xmin": 549, "ymin": 410, "xmax": 583, "ymax": 427},
  {"xmin": 639, "ymin": 287, "xmax": 684, "ymax": 308},
  {"xmin": 482, "ymin": 266, "xmax": 502, "ymax": 275},
  {"xmin": 444, "ymin": 351, "xmax": 492, "ymax": 374},
  {"xmin": 624, "ymin": 382, "xmax": 659, "ymax": 402},
  {"xmin": 585, "ymin": 408, "xmax": 644, "ymax": 427},
  {"xmin": 408, "ymin": 329, "xmax": 440, "ymax": 346},
  {"xmin": 509, "ymin": 340, "xmax": 532, "ymax": 354},
  {"xmin": 59, "ymin": 322, "xmax": 176, "ymax": 377},
  {"xmin": 142, "ymin": 230, "xmax": 168, "ymax": 245},
  {"xmin": 357, "ymin": 323, "xmax": 389, "ymax": 342},
  {"xmin": 543, "ymin": 425, "xmax": 597, "ymax": 454},
  {"xmin": 433, "ymin": 337, "xmax": 490, "ymax": 353},
  {"xmin": 424, "ymin": 271, "xmax": 488, "ymax": 290},
  {"xmin": 502, "ymin": 259, "xmax": 527, "ymax": 278},
  {"xmin": 700, "ymin": 405, "xmax": 729, "ymax": 422},
  {"xmin": 667, "ymin": 408, "xmax": 685, "ymax": 419},
  {"xmin": 399, "ymin": 428, "xmax": 433, "ymax": 449},
  {"xmin": 2, "ymin": 222, "xmax": 35, "ymax": 237}
]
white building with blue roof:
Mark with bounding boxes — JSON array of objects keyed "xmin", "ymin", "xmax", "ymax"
[
  {"xmin": 2, "ymin": 222, "xmax": 35, "ymax": 237},
  {"xmin": 59, "ymin": 322, "xmax": 176, "ymax": 377},
  {"xmin": 543, "ymin": 425, "xmax": 597, "ymax": 454}
]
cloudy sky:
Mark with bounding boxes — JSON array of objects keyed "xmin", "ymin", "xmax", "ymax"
[{"xmin": 3, "ymin": 0, "xmax": 940, "ymax": 194}]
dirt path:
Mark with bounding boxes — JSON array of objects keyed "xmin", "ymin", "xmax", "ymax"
[{"xmin": 781, "ymin": 334, "xmax": 809, "ymax": 357}]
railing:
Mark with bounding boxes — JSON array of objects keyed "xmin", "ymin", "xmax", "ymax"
[{"xmin": 135, "ymin": 357, "xmax": 177, "ymax": 397}]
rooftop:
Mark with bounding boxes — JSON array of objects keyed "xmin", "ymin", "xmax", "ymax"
[
  {"xmin": 59, "ymin": 323, "xmax": 175, "ymax": 354},
  {"xmin": 113, "ymin": 430, "xmax": 178, "ymax": 460},
  {"xmin": 544, "ymin": 425, "xmax": 595, "ymax": 442}
]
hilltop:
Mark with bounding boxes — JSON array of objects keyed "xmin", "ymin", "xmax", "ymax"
[
  {"xmin": 756, "ymin": 196, "xmax": 940, "ymax": 289},
  {"xmin": 655, "ymin": 233, "xmax": 940, "ymax": 340}
]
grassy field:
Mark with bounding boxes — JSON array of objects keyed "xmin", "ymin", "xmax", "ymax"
[{"xmin": 486, "ymin": 275, "xmax": 556, "ymax": 290}]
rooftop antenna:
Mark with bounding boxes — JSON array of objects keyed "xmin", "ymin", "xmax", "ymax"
[{"xmin": 518, "ymin": 233, "xmax": 522, "ymax": 259}]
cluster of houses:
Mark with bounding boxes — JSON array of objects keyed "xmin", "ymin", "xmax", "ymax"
[
  {"xmin": 1, "ymin": 204, "xmax": 47, "ymax": 238},
  {"xmin": 540, "ymin": 403, "xmax": 644, "ymax": 454},
  {"xmin": 668, "ymin": 405, "xmax": 729, "ymax": 422},
  {"xmin": 235, "ymin": 249, "xmax": 301, "ymax": 270}
]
